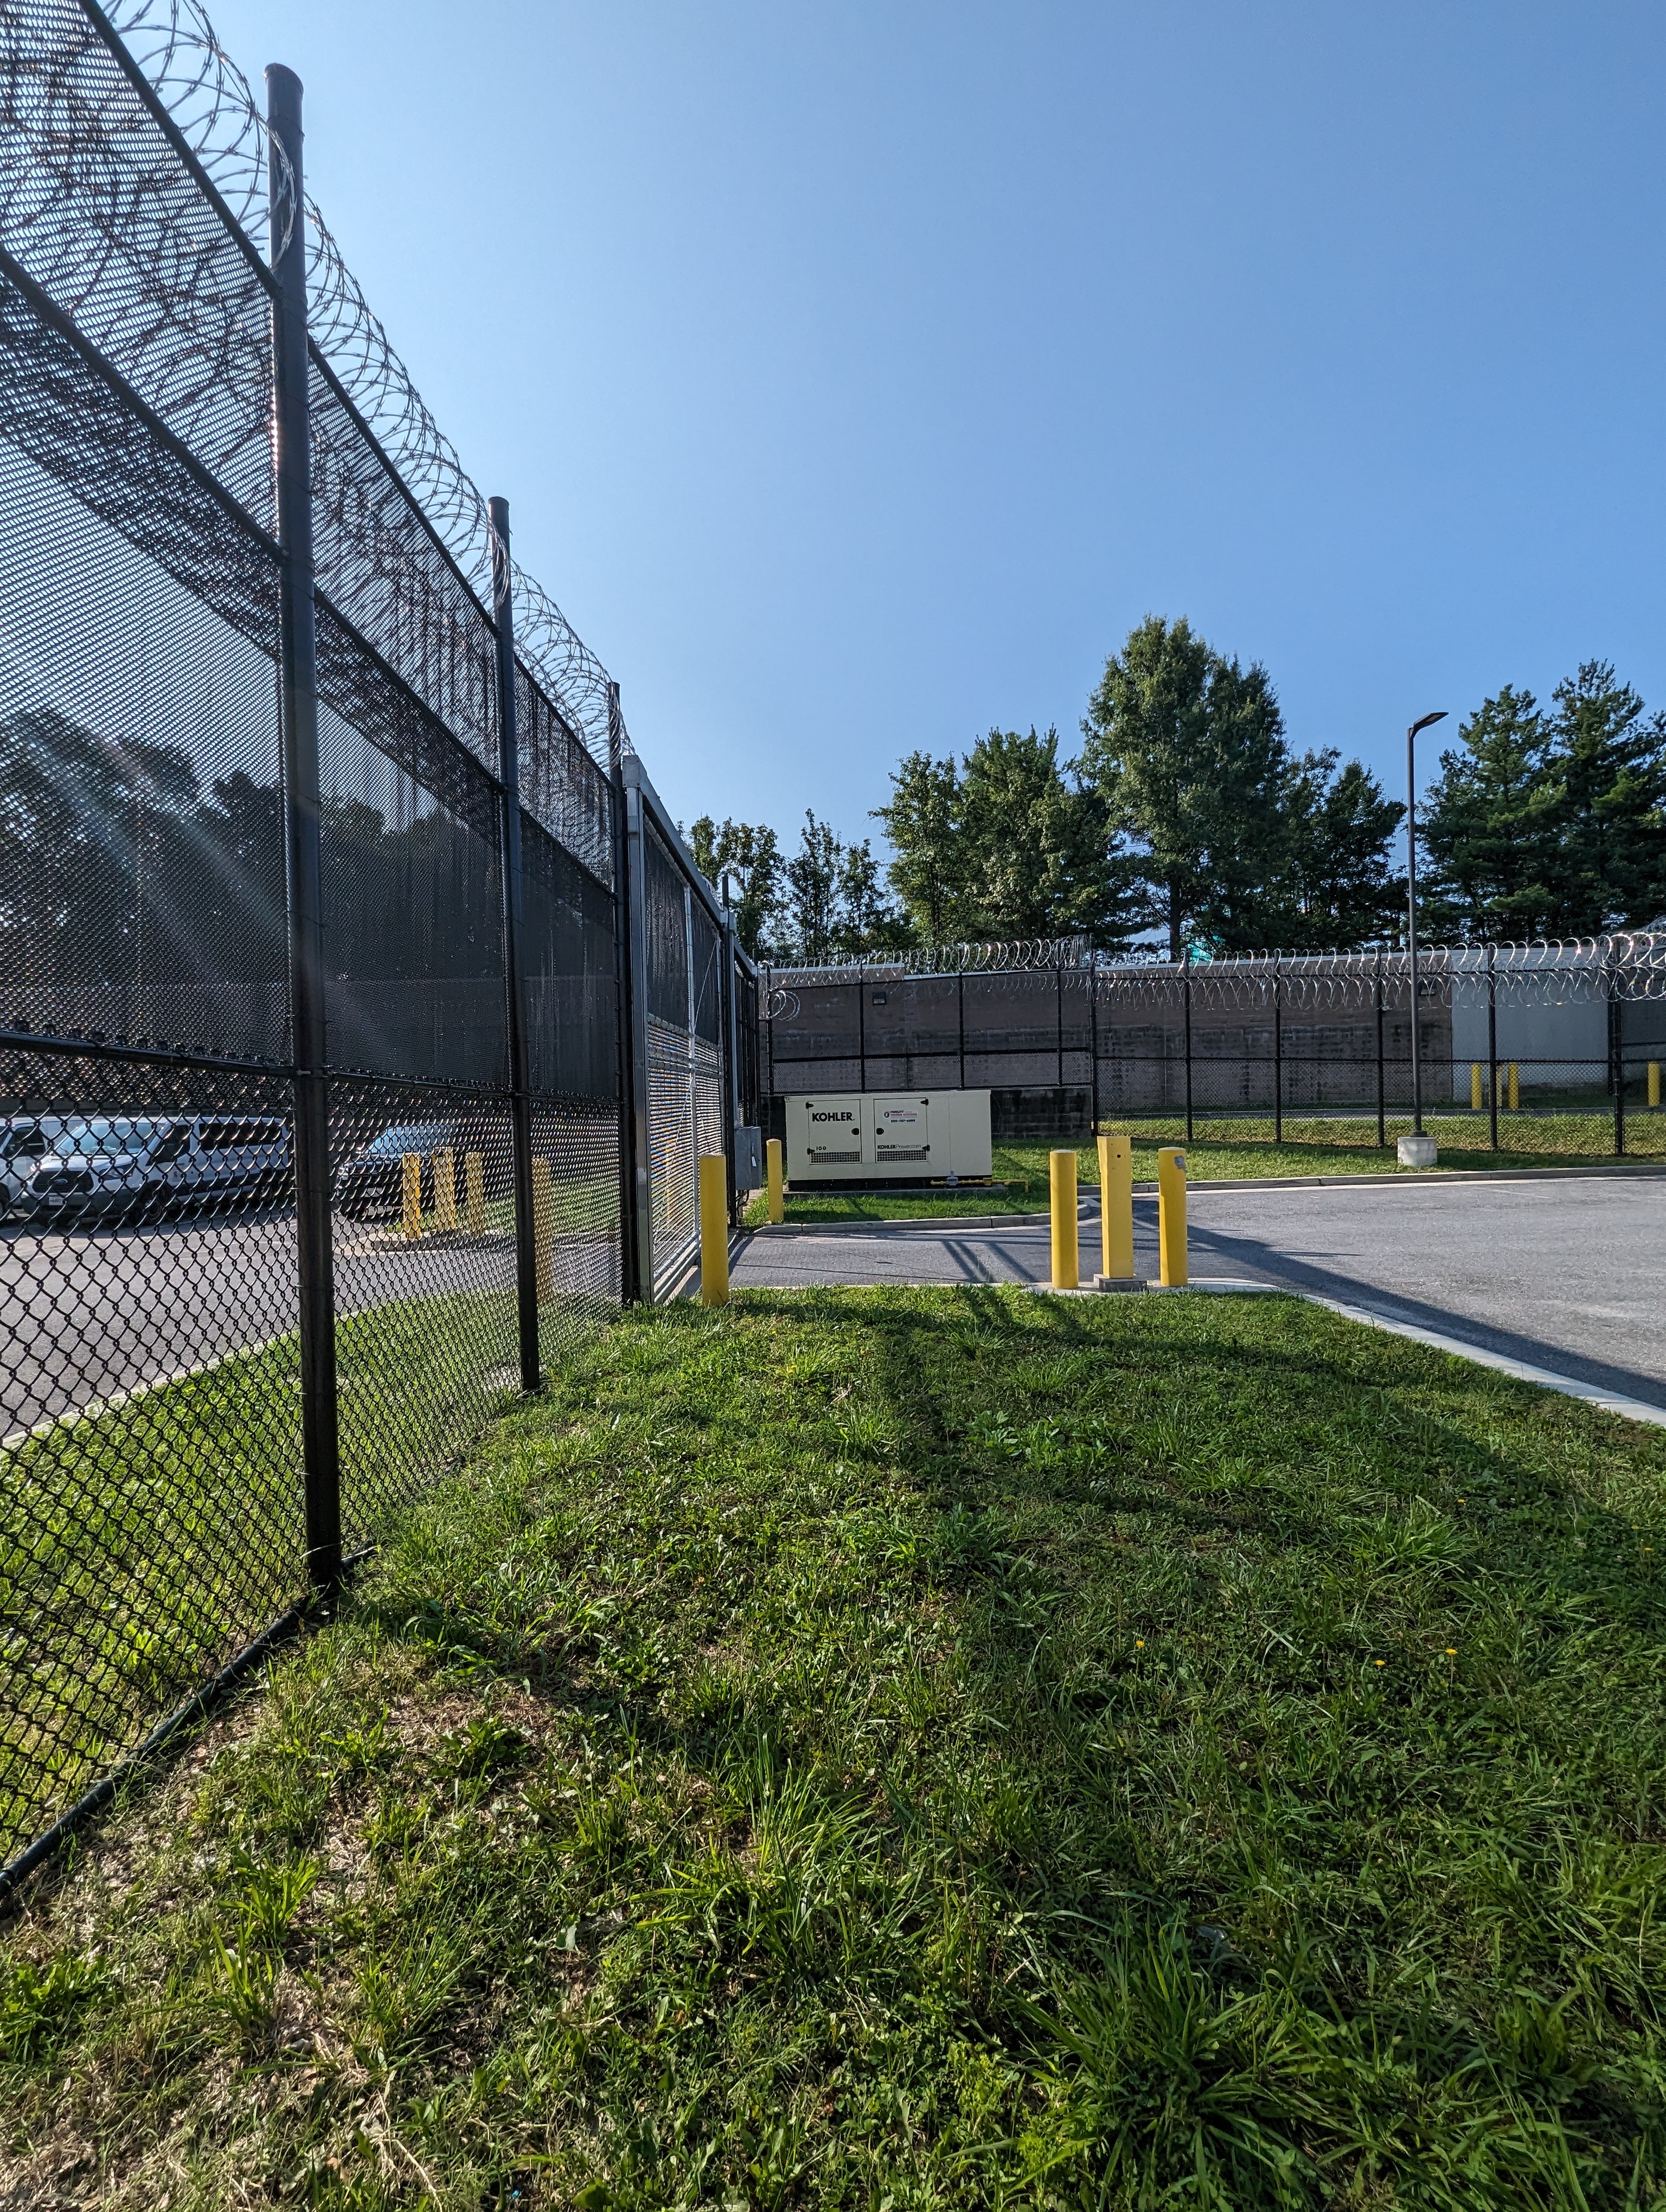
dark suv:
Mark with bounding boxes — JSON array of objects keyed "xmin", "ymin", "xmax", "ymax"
[{"xmin": 335, "ymin": 1121, "xmax": 460, "ymax": 1222}]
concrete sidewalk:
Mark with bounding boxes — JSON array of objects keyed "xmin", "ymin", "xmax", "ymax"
[{"xmin": 730, "ymin": 1174, "xmax": 1666, "ymax": 1413}]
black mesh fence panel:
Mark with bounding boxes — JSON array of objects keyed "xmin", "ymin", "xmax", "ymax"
[
  {"xmin": 0, "ymin": 0, "xmax": 662, "ymax": 1883},
  {"xmin": 643, "ymin": 820, "xmax": 723, "ymax": 1295}
]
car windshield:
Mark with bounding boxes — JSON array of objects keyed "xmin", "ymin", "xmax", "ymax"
[
  {"xmin": 363, "ymin": 1124, "xmax": 454, "ymax": 1158},
  {"xmin": 54, "ymin": 1120, "xmax": 145, "ymax": 1158}
]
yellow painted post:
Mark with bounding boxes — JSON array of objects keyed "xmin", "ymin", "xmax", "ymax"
[
  {"xmin": 465, "ymin": 1149, "xmax": 486, "ymax": 1234},
  {"xmin": 401, "ymin": 1152, "xmax": 422, "ymax": 1239},
  {"xmin": 1651, "ymin": 1062, "xmax": 1661, "ymax": 1110},
  {"xmin": 531, "ymin": 1154, "xmax": 554, "ymax": 1302},
  {"xmin": 1508, "ymin": 1062, "xmax": 1519, "ymax": 1112},
  {"xmin": 1157, "ymin": 1147, "xmax": 1188, "ymax": 1288},
  {"xmin": 432, "ymin": 1147, "xmax": 457, "ymax": 1231},
  {"xmin": 1097, "ymin": 1131, "xmax": 1134, "ymax": 1281},
  {"xmin": 766, "ymin": 1137, "xmax": 784, "ymax": 1224},
  {"xmin": 1049, "ymin": 1149, "xmax": 1078, "ymax": 1290},
  {"xmin": 1470, "ymin": 1062, "xmax": 1483, "ymax": 1111},
  {"xmin": 699, "ymin": 1153, "xmax": 730, "ymax": 1306}
]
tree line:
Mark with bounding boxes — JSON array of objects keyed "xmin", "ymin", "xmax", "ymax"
[{"xmin": 693, "ymin": 616, "xmax": 1666, "ymax": 962}]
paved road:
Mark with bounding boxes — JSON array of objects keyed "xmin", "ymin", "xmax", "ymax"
[
  {"xmin": 0, "ymin": 1208, "xmax": 613, "ymax": 1439},
  {"xmin": 730, "ymin": 1176, "xmax": 1666, "ymax": 1410}
]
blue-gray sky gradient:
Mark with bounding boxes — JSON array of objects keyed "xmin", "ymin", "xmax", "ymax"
[{"xmin": 207, "ymin": 0, "xmax": 1666, "ymax": 850}]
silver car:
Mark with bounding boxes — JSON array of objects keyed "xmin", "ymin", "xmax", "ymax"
[
  {"xmin": 1, "ymin": 1114, "xmax": 291, "ymax": 1223},
  {"xmin": 1, "ymin": 1116, "xmax": 166, "ymax": 1222}
]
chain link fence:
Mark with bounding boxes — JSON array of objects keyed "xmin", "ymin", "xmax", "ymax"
[
  {"xmin": 1, "ymin": 0, "xmax": 754, "ymax": 1888},
  {"xmin": 764, "ymin": 938, "xmax": 1666, "ymax": 1160}
]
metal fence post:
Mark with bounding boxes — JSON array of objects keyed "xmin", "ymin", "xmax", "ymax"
[
  {"xmin": 857, "ymin": 960, "xmax": 866, "ymax": 1094},
  {"xmin": 957, "ymin": 968, "xmax": 966, "ymax": 1090},
  {"xmin": 1090, "ymin": 957, "xmax": 1100, "ymax": 1131},
  {"xmin": 266, "ymin": 67, "xmax": 339, "ymax": 1598},
  {"xmin": 1375, "ymin": 949, "xmax": 1386, "ymax": 1148},
  {"xmin": 622, "ymin": 762, "xmax": 654, "ymax": 1298},
  {"xmin": 1183, "ymin": 959, "xmax": 1193, "ymax": 1143},
  {"xmin": 720, "ymin": 882, "xmax": 740, "ymax": 1221},
  {"xmin": 486, "ymin": 498, "xmax": 541, "ymax": 1393},
  {"xmin": 607, "ymin": 684, "xmax": 642, "ymax": 1302},
  {"xmin": 1272, "ymin": 955, "xmax": 1283, "ymax": 1144},
  {"xmin": 1486, "ymin": 941, "xmax": 1498, "ymax": 1155},
  {"xmin": 1609, "ymin": 943, "xmax": 1625, "ymax": 1158}
]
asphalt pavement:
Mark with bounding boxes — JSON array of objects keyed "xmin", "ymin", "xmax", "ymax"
[
  {"xmin": 729, "ymin": 1175, "xmax": 1666, "ymax": 1411},
  {"xmin": 0, "ymin": 1208, "xmax": 570, "ymax": 1439}
]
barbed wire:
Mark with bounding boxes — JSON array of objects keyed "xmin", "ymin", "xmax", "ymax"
[
  {"xmin": 772, "ymin": 937, "xmax": 1091, "ymax": 984},
  {"xmin": 101, "ymin": 0, "xmax": 620, "ymax": 762},
  {"xmin": 765, "ymin": 933, "xmax": 1666, "ymax": 1011},
  {"xmin": 104, "ymin": 0, "xmax": 294, "ymax": 258}
]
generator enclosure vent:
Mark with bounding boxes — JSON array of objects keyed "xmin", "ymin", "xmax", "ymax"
[{"xmin": 784, "ymin": 1091, "xmax": 993, "ymax": 1184}]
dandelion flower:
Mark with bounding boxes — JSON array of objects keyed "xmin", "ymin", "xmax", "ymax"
[
  {"xmin": 1374, "ymin": 1660, "xmax": 1386, "ymax": 1667},
  {"xmin": 1135, "ymin": 1639, "xmax": 1145, "ymax": 1649},
  {"xmin": 1444, "ymin": 1647, "xmax": 1457, "ymax": 1656}
]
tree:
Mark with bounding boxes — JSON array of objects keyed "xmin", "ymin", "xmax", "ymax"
[
  {"xmin": 1273, "ymin": 751, "xmax": 1404, "ymax": 949},
  {"xmin": 1079, "ymin": 615, "xmax": 1292, "ymax": 956},
  {"xmin": 872, "ymin": 752, "xmax": 963, "ymax": 945},
  {"xmin": 834, "ymin": 838, "xmax": 908, "ymax": 956},
  {"xmin": 688, "ymin": 815, "xmax": 784, "ymax": 956},
  {"xmin": 957, "ymin": 726, "xmax": 1134, "ymax": 946},
  {"xmin": 784, "ymin": 811, "xmax": 845, "ymax": 963},
  {"xmin": 1545, "ymin": 661, "xmax": 1666, "ymax": 933},
  {"xmin": 1420, "ymin": 686, "xmax": 1558, "ymax": 939}
]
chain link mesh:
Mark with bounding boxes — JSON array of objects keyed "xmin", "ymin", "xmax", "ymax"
[
  {"xmin": 764, "ymin": 946, "xmax": 1666, "ymax": 1160},
  {"xmin": 0, "ymin": 0, "xmax": 721, "ymax": 1881}
]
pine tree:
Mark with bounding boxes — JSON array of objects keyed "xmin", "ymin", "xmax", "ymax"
[
  {"xmin": 1273, "ymin": 751, "xmax": 1404, "ymax": 948},
  {"xmin": 1420, "ymin": 686, "xmax": 1558, "ymax": 938},
  {"xmin": 1545, "ymin": 661, "xmax": 1666, "ymax": 933}
]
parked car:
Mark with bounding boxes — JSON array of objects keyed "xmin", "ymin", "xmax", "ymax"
[
  {"xmin": 0, "ymin": 1113, "xmax": 291, "ymax": 1224},
  {"xmin": 334, "ymin": 1121, "xmax": 460, "ymax": 1222},
  {"xmin": 144, "ymin": 1114, "xmax": 292, "ymax": 1212},
  {"xmin": 1, "ymin": 1116, "xmax": 159, "ymax": 1221}
]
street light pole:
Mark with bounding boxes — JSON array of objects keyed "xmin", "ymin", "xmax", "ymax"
[{"xmin": 1405, "ymin": 710, "xmax": 1448, "ymax": 1149}]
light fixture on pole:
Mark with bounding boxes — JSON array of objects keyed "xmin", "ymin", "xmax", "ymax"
[{"xmin": 1401, "ymin": 710, "xmax": 1448, "ymax": 1166}]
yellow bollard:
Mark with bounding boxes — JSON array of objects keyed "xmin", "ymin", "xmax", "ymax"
[
  {"xmin": 1049, "ymin": 1149, "xmax": 1079, "ymax": 1290},
  {"xmin": 401, "ymin": 1152, "xmax": 422, "ymax": 1239},
  {"xmin": 1157, "ymin": 1146, "xmax": 1188, "ymax": 1288},
  {"xmin": 1470, "ymin": 1062, "xmax": 1483, "ymax": 1111},
  {"xmin": 432, "ymin": 1147, "xmax": 457, "ymax": 1232},
  {"xmin": 465, "ymin": 1149, "xmax": 486, "ymax": 1234},
  {"xmin": 1651, "ymin": 1063, "xmax": 1661, "ymax": 1110},
  {"xmin": 531, "ymin": 1154, "xmax": 554, "ymax": 1302},
  {"xmin": 766, "ymin": 1136, "xmax": 784, "ymax": 1224},
  {"xmin": 1508, "ymin": 1062, "xmax": 1519, "ymax": 1112},
  {"xmin": 1097, "ymin": 1131, "xmax": 1135, "ymax": 1281},
  {"xmin": 699, "ymin": 1153, "xmax": 730, "ymax": 1306}
]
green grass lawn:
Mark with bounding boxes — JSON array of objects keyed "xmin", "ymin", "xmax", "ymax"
[
  {"xmin": 751, "ymin": 1113, "xmax": 1666, "ymax": 1221},
  {"xmin": 5, "ymin": 1286, "xmax": 1663, "ymax": 2206}
]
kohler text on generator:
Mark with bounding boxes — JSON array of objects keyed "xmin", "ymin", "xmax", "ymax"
[{"xmin": 784, "ymin": 1091, "xmax": 994, "ymax": 1185}]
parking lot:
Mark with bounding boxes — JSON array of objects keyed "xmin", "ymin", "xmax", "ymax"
[{"xmin": 0, "ymin": 1205, "xmax": 520, "ymax": 1439}]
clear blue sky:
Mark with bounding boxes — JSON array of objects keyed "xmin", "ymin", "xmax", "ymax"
[{"xmin": 207, "ymin": 0, "xmax": 1666, "ymax": 852}]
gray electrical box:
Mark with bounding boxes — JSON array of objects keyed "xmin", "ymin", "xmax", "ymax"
[{"xmin": 733, "ymin": 1125, "xmax": 763, "ymax": 1191}]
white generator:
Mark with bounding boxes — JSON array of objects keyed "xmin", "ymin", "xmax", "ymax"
[{"xmin": 784, "ymin": 1090, "xmax": 993, "ymax": 1184}]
